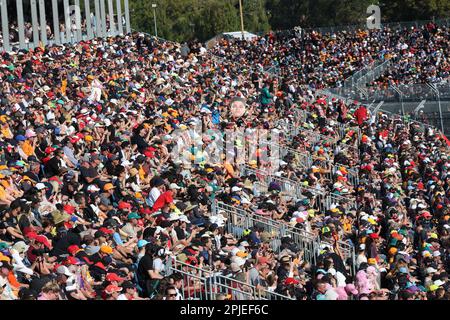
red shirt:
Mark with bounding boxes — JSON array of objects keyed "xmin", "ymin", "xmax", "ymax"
[{"xmin": 152, "ymin": 191, "xmax": 174, "ymax": 212}]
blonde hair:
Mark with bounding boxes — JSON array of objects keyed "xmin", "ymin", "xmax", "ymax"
[{"xmin": 42, "ymin": 281, "xmax": 60, "ymax": 294}]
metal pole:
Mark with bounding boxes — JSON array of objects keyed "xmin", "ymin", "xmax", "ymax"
[
  {"xmin": 100, "ymin": 0, "xmax": 107, "ymax": 36},
  {"xmin": 74, "ymin": 0, "xmax": 82, "ymax": 42},
  {"xmin": 438, "ymin": 92, "xmax": 445, "ymax": 135},
  {"xmin": 116, "ymin": 0, "xmax": 123, "ymax": 35},
  {"xmin": 63, "ymin": 0, "xmax": 71, "ymax": 43},
  {"xmin": 239, "ymin": 0, "xmax": 245, "ymax": 40},
  {"xmin": 52, "ymin": 0, "xmax": 60, "ymax": 45},
  {"xmin": 30, "ymin": 0, "xmax": 40, "ymax": 48},
  {"xmin": 85, "ymin": 0, "xmax": 93, "ymax": 40},
  {"xmin": 107, "ymin": 0, "xmax": 115, "ymax": 35},
  {"xmin": 38, "ymin": 0, "xmax": 47, "ymax": 46},
  {"xmin": 94, "ymin": 0, "xmax": 101, "ymax": 37},
  {"xmin": 0, "ymin": 0, "xmax": 9, "ymax": 52},
  {"xmin": 124, "ymin": 0, "xmax": 131, "ymax": 34},
  {"xmin": 153, "ymin": 7, "xmax": 158, "ymax": 38},
  {"xmin": 16, "ymin": 0, "xmax": 26, "ymax": 49}
]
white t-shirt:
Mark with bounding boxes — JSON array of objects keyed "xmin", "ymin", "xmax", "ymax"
[
  {"xmin": 153, "ymin": 258, "xmax": 164, "ymax": 273},
  {"xmin": 117, "ymin": 294, "xmax": 129, "ymax": 300},
  {"xmin": 148, "ymin": 187, "xmax": 161, "ymax": 207},
  {"xmin": 356, "ymin": 253, "xmax": 368, "ymax": 268}
]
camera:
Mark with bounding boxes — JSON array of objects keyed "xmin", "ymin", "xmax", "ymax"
[{"xmin": 32, "ymin": 248, "xmax": 50, "ymax": 256}]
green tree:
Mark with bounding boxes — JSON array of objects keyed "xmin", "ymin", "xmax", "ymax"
[
  {"xmin": 241, "ymin": 0, "xmax": 271, "ymax": 34},
  {"xmin": 381, "ymin": 0, "xmax": 450, "ymax": 21},
  {"xmin": 266, "ymin": 0, "xmax": 308, "ymax": 30}
]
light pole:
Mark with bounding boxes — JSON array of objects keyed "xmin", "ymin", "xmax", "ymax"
[
  {"xmin": 152, "ymin": 3, "xmax": 158, "ymax": 38},
  {"xmin": 239, "ymin": 0, "xmax": 244, "ymax": 40}
]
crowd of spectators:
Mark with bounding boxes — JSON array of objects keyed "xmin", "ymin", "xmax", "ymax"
[
  {"xmin": 0, "ymin": 24, "xmax": 448, "ymax": 301},
  {"xmin": 212, "ymin": 21, "xmax": 450, "ymax": 90}
]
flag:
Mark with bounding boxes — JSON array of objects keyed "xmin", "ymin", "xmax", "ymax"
[{"xmin": 441, "ymin": 134, "xmax": 450, "ymax": 147}]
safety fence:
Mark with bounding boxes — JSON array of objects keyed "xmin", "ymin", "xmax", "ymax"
[
  {"xmin": 165, "ymin": 257, "xmax": 294, "ymax": 300},
  {"xmin": 344, "ymin": 58, "xmax": 394, "ymax": 92},
  {"xmin": 214, "ymin": 201, "xmax": 319, "ymax": 265},
  {"xmin": 274, "ymin": 114, "xmax": 360, "ymax": 188},
  {"xmin": 213, "ymin": 201, "xmax": 356, "ymax": 276},
  {"xmin": 239, "ymin": 164, "xmax": 357, "ymax": 214}
]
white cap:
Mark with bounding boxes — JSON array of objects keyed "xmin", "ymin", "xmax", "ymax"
[
  {"xmin": 169, "ymin": 183, "xmax": 181, "ymax": 190},
  {"xmin": 426, "ymin": 267, "xmax": 438, "ymax": 274},
  {"xmin": 56, "ymin": 265, "xmax": 73, "ymax": 277},
  {"xmin": 359, "ymin": 244, "xmax": 366, "ymax": 250},
  {"xmin": 178, "ymin": 215, "xmax": 190, "ymax": 223},
  {"xmin": 35, "ymin": 183, "xmax": 47, "ymax": 190},
  {"xmin": 87, "ymin": 185, "xmax": 101, "ymax": 192},
  {"xmin": 434, "ymin": 279, "xmax": 445, "ymax": 287},
  {"xmin": 231, "ymin": 186, "xmax": 242, "ymax": 192}
]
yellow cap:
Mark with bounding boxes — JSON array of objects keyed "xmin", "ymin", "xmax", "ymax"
[{"xmin": 100, "ymin": 245, "xmax": 113, "ymax": 254}]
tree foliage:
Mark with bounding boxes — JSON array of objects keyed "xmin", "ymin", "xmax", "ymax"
[{"xmin": 129, "ymin": 0, "xmax": 450, "ymax": 42}]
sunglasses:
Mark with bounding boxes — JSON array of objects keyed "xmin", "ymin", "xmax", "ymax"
[{"xmin": 168, "ymin": 293, "xmax": 177, "ymax": 297}]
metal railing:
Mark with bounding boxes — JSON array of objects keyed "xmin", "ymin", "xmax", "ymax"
[
  {"xmin": 344, "ymin": 58, "xmax": 394, "ymax": 91},
  {"xmin": 239, "ymin": 164, "xmax": 358, "ymax": 214},
  {"xmin": 214, "ymin": 202, "xmax": 319, "ymax": 265},
  {"xmin": 213, "ymin": 201, "xmax": 356, "ymax": 275},
  {"xmin": 166, "ymin": 257, "xmax": 294, "ymax": 300}
]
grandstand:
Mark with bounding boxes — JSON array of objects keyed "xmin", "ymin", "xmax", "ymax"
[{"xmin": 0, "ymin": 1, "xmax": 448, "ymax": 302}]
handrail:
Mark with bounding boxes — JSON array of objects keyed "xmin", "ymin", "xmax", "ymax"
[
  {"xmin": 214, "ymin": 201, "xmax": 355, "ymax": 275},
  {"xmin": 167, "ymin": 257, "xmax": 295, "ymax": 300}
]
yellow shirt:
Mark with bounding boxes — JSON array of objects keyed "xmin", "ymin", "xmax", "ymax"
[
  {"xmin": 1, "ymin": 125, "xmax": 13, "ymax": 139},
  {"xmin": 0, "ymin": 185, "xmax": 7, "ymax": 201},
  {"xmin": 21, "ymin": 141, "xmax": 34, "ymax": 157}
]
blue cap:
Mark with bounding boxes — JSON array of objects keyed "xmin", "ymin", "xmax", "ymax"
[
  {"xmin": 137, "ymin": 239, "xmax": 149, "ymax": 249},
  {"xmin": 399, "ymin": 267, "xmax": 408, "ymax": 274},
  {"xmin": 15, "ymin": 135, "xmax": 26, "ymax": 141}
]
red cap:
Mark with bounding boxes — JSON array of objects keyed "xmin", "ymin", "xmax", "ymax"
[
  {"xmin": 422, "ymin": 211, "xmax": 432, "ymax": 218},
  {"xmin": 99, "ymin": 227, "xmax": 114, "ymax": 235},
  {"xmin": 284, "ymin": 277, "xmax": 299, "ymax": 285},
  {"xmin": 94, "ymin": 262, "xmax": 107, "ymax": 271},
  {"xmin": 369, "ymin": 233, "xmax": 379, "ymax": 239},
  {"xmin": 64, "ymin": 256, "xmax": 81, "ymax": 265},
  {"xmin": 63, "ymin": 205, "xmax": 76, "ymax": 215},
  {"xmin": 296, "ymin": 218, "xmax": 305, "ymax": 224},
  {"xmin": 139, "ymin": 207, "xmax": 152, "ymax": 215},
  {"xmin": 106, "ymin": 273, "xmax": 125, "ymax": 282},
  {"xmin": 104, "ymin": 284, "xmax": 122, "ymax": 294},
  {"xmin": 49, "ymin": 176, "xmax": 63, "ymax": 185},
  {"xmin": 45, "ymin": 146, "xmax": 57, "ymax": 154},
  {"xmin": 35, "ymin": 235, "xmax": 51, "ymax": 248},
  {"xmin": 67, "ymin": 245, "xmax": 80, "ymax": 255},
  {"xmin": 118, "ymin": 202, "xmax": 132, "ymax": 210},
  {"xmin": 70, "ymin": 136, "xmax": 80, "ymax": 144}
]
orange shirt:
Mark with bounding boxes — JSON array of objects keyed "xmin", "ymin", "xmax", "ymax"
[
  {"xmin": 223, "ymin": 162, "xmax": 235, "ymax": 179},
  {"xmin": 7, "ymin": 271, "xmax": 21, "ymax": 289},
  {"xmin": 0, "ymin": 185, "xmax": 7, "ymax": 201},
  {"xmin": 21, "ymin": 141, "xmax": 34, "ymax": 157}
]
